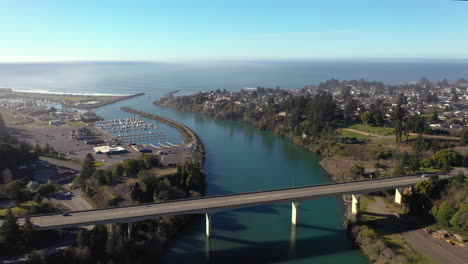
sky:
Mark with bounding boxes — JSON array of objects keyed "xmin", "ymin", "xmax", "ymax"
[{"xmin": 1, "ymin": 0, "xmax": 468, "ymax": 62}]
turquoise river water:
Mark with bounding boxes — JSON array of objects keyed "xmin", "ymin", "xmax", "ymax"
[{"xmin": 94, "ymin": 94, "xmax": 368, "ymax": 264}]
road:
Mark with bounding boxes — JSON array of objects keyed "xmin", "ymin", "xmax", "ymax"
[
  {"xmin": 24, "ymin": 176, "xmax": 430, "ymax": 230},
  {"xmin": 367, "ymin": 196, "xmax": 467, "ymax": 264},
  {"xmin": 48, "ymin": 189, "xmax": 93, "ymax": 211}
]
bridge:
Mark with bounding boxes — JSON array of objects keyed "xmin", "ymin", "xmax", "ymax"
[{"xmin": 24, "ymin": 175, "xmax": 430, "ymax": 237}]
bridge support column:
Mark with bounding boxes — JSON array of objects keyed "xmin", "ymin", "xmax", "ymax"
[
  {"xmin": 205, "ymin": 213, "xmax": 211, "ymax": 238},
  {"xmin": 351, "ymin": 195, "xmax": 360, "ymax": 215},
  {"xmin": 395, "ymin": 188, "xmax": 403, "ymax": 204},
  {"xmin": 128, "ymin": 222, "xmax": 133, "ymax": 239},
  {"xmin": 291, "ymin": 202, "xmax": 300, "ymax": 225}
]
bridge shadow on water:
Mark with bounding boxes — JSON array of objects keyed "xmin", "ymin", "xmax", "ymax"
[{"xmin": 163, "ymin": 230, "xmax": 358, "ymax": 264}]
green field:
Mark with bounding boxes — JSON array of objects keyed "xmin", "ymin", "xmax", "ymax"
[
  {"xmin": 337, "ymin": 128, "xmax": 371, "ymax": 140},
  {"xmin": 0, "ymin": 201, "xmax": 42, "ymax": 217},
  {"xmin": 0, "ymin": 110, "xmax": 23, "ymax": 126},
  {"xmin": 348, "ymin": 124, "xmax": 394, "ymax": 136},
  {"xmin": 66, "ymin": 121, "xmax": 86, "ymax": 126}
]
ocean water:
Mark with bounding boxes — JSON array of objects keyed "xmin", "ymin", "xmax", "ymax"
[
  {"xmin": 1, "ymin": 61, "xmax": 468, "ymax": 96},
  {"xmin": 1, "ymin": 61, "xmax": 467, "ymax": 263}
]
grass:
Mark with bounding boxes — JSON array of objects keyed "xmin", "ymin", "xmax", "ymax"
[
  {"xmin": 66, "ymin": 121, "xmax": 86, "ymax": 126},
  {"xmin": 348, "ymin": 124, "xmax": 394, "ymax": 136},
  {"xmin": 95, "ymin": 161, "xmax": 105, "ymax": 167},
  {"xmin": 0, "ymin": 201, "xmax": 42, "ymax": 217},
  {"xmin": 417, "ymin": 167, "xmax": 442, "ymax": 173},
  {"xmin": 0, "ymin": 110, "xmax": 23, "ymax": 126},
  {"xmin": 338, "ymin": 129, "xmax": 371, "ymax": 140}
]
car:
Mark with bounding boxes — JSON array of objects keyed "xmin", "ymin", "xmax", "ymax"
[
  {"xmin": 421, "ymin": 174, "xmax": 428, "ymax": 178},
  {"xmin": 62, "ymin": 212, "xmax": 70, "ymax": 216}
]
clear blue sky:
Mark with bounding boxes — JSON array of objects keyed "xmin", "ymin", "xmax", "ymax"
[{"xmin": 1, "ymin": 0, "xmax": 468, "ymax": 62}]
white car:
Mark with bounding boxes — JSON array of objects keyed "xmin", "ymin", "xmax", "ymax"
[{"xmin": 421, "ymin": 174, "xmax": 428, "ymax": 178}]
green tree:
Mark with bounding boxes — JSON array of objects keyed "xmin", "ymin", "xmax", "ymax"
[
  {"xmin": 81, "ymin": 153, "xmax": 96, "ymax": 182},
  {"xmin": 0, "ymin": 209, "xmax": 22, "ymax": 251},
  {"xmin": 421, "ymin": 148, "xmax": 461, "ymax": 169},
  {"xmin": 37, "ymin": 183, "xmax": 56, "ymax": 196},
  {"xmin": 76, "ymin": 230, "xmax": 92, "ymax": 249},
  {"xmin": 6, "ymin": 180, "xmax": 29, "ymax": 205},
  {"xmin": 123, "ymin": 159, "xmax": 140, "ymax": 175},
  {"xmin": 460, "ymin": 127, "xmax": 468, "ymax": 145},
  {"xmin": 408, "ymin": 154, "xmax": 420, "ymax": 172},
  {"xmin": 361, "ymin": 111, "xmax": 375, "ymax": 126},
  {"xmin": 432, "ymin": 201, "xmax": 457, "ymax": 227},
  {"xmin": 113, "ymin": 163, "xmax": 125, "ymax": 178},
  {"xmin": 93, "ymin": 169, "xmax": 108, "ymax": 185},
  {"xmin": 450, "ymin": 204, "xmax": 468, "ymax": 233},
  {"xmin": 140, "ymin": 154, "xmax": 159, "ymax": 169},
  {"xmin": 130, "ymin": 182, "xmax": 143, "ymax": 203},
  {"xmin": 22, "ymin": 215, "xmax": 35, "ymax": 248}
]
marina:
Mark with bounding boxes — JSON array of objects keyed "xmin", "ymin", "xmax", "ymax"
[{"xmin": 95, "ymin": 117, "xmax": 169, "ymax": 145}]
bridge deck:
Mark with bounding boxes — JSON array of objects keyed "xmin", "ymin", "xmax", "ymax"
[{"xmin": 28, "ymin": 176, "xmax": 426, "ymax": 230}]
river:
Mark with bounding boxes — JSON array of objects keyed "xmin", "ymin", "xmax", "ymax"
[
  {"xmin": 7, "ymin": 61, "xmax": 455, "ymax": 263},
  {"xmin": 93, "ymin": 93, "xmax": 368, "ymax": 263}
]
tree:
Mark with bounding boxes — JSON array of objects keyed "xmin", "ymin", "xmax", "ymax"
[
  {"xmin": 0, "ymin": 209, "xmax": 22, "ymax": 251},
  {"xmin": 6, "ymin": 180, "xmax": 29, "ymax": 205},
  {"xmin": 361, "ymin": 111, "xmax": 376, "ymax": 126},
  {"xmin": 408, "ymin": 154, "xmax": 420, "ymax": 172},
  {"xmin": 93, "ymin": 169, "xmax": 108, "ymax": 185},
  {"xmin": 130, "ymin": 182, "xmax": 143, "ymax": 203},
  {"xmin": 450, "ymin": 204, "xmax": 468, "ymax": 233},
  {"xmin": 22, "ymin": 215, "xmax": 35, "ymax": 248},
  {"xmin": 76, "ymin": 230, "xmax": 92, "ymax": 249},
  {"xmin": 421, "ymin": 148, "xmax": 461, "ymax": 169},
  {"xmin": 391, "ymin": 103, "xmax": 408, "ymax": 142},
  {"xmin": 37, "ymin": 183, "xmax": 56, "ymax": 196},
  {"xmin": 113, "ymin": 163, "xmax": 125, "ymax": 178},
  {"xmin": 81, "ymin": 153, "xmax": 96, "ymax": 182},
  {"xmin": 140, "ymin": 154, "xmax": 159, "ymax": 169},
  {"xmin": 460, "ymin": 127, "xmax": 468, "ymax": 145},
  {"xmin": 344, "ymin": 98, "xmax": 357, "ymax": 117},
  {"xmin": 0, "ymin": 113, "xmax": 5, "ymax": 128},
  {"xmin": 123, "ymin": 159, "xmax": 140, "ymax": 176},
  {"xmin": 432, "ymin": 201, "xmax": 457, "ymax": 227}
]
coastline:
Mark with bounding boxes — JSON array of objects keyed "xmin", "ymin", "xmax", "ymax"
[{"xmin": 2, "ymin": 91, "xmax": 145, "ymax": 109}]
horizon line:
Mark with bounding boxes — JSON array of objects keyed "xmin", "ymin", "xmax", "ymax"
[{"xmin": 2, "ymin": 58, "xmax": 468, "ymax": 64}]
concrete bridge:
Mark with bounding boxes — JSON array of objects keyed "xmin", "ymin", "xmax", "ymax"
[{"xmin": 24, "ymin": 175, "xmax": 429, "ymax": 237}]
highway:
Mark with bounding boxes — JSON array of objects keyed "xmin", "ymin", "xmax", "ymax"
[{"xmin": 24, "ymin": 175, "xmax": 430, "ymax": 230}]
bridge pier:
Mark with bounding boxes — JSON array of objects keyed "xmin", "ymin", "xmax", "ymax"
[
  {"xmin": 206, "ymin": 213, "xmax": 211, "ymax": 238},
  {"xmin": 351, "ymin": 195, "xmax": 360, "ymax": 215},
  {"xmin": 128, "ymin": 222, "xmax": 133, "ymax": 239},
  {"xmin": 291, "ymin": 202, "xmax": 300, "ymax": 225},
  {"xmin": 395, "ymin": 188, "xmax": 403, "ymax": 204}
]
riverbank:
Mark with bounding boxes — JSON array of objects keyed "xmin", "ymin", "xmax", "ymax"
[{"xmin": 152, "ymin": 92, "xmax": 441, "ymax": 263}]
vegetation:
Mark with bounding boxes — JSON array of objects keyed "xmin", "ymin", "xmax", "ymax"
[
  {"xmin": 348, "ymin": 124, "xmax": 394, "ymax": 136},
  {"xmin": 0, "ymin": 113, "xmax": 37, "ymax": 175},
  {"xmin": 0, "ymin": 210, "xmax": 36, "ymax": 255}
]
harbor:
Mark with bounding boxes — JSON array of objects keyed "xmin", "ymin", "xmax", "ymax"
[{"xmin": 95, "ymin": 117, "xmax": 170, "ymax": 145}]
